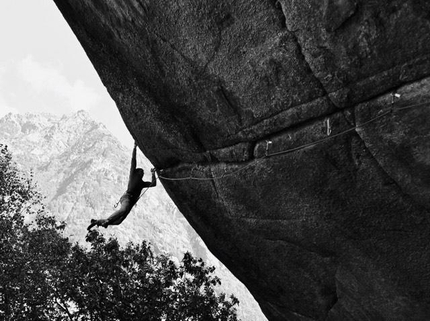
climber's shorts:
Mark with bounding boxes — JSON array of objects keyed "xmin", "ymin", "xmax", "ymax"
[{"xmin": 119, "ymin": 192, "xmax": 137, "ymax": 209}]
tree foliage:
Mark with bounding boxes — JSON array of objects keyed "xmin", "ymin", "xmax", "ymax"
[{"xmin": 0, "ymin": 144, "xmax": 239, "ymax": 320}]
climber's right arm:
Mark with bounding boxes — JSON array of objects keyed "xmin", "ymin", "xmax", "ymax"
[{"xmin": 129, "ymin": 142, "xmax": 137, "ymax": 180}]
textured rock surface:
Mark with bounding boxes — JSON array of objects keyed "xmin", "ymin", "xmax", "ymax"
[{"xmin": 53, "ymin": 1, "xmax": 430, "ymax": 320}]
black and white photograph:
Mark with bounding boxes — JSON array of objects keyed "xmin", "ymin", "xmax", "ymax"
[{"xmin": 1, "ymin": 1, "xmax": 430, "ymax": 320}]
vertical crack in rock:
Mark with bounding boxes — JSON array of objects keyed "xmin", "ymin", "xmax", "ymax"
[
  {"xmin": 325, "ymin": 268, "xmax": 341, "ymax": 321},
  {"xmin": 323, "ymin": 0, "xmax": 358, "ymax": 32},
  {"xmin": 210, "ymin": 168, "xmax": 222, "ymax": 200},
  {"xmin": 290, "ymin": 33, "xmax": 335, "ymax": 107},
  {"xmin": 273, "ymin": 1, "xmax": 337, "ymax": 107},
  {"xmin": 209, "ymin": 167, "xmax": 235, "ymax": 219},
  {"xmin": 197, "ymin": 23, "xmax": 223, "ymax": 78},
  {"xmin": 148, "ymin": 28, "xmax": 194, "ymax": 68},
  {"xmin": 353, "ymin": 131, "xmax": 405, "ymax": 196}
]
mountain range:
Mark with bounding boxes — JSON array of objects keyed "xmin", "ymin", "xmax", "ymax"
[{"xmin": 0, "ymin": 110, "xmax": 266, "ymax": 321}]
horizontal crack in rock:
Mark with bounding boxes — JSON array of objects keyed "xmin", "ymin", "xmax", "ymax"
[{"xmin": 160, "ymin": 74, "xmax": 430, "ymax": 177}]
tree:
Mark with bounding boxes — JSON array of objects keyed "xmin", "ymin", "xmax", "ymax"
[
  {"xmin": 56, "ymin": 230, "xmax": 239, "ymax": 321},
  {"xmin": 0, "ymin": 144, "xmax": 240, "ymax": 320},
  {"xmin": 0, "ymin": 144, "xmax": 70, "ymax": 321}
]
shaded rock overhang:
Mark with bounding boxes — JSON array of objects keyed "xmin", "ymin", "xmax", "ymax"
[{"xmin": 54, "ymin": 1, "xmax": 430, "ymax": 320}]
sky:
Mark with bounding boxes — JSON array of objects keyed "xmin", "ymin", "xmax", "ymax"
[{"xmin": 0, "ymin": 0, "xmax": 133, "ymax": 147}]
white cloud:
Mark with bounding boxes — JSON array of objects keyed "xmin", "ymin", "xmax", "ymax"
[{"xmin": 18, "ymin": 55, "xmax": 101, "ymax": 112}]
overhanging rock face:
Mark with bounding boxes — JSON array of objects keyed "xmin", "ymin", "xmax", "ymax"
[{"xmin": 54, "ymin": 1, "xmax": 430, "ymax": 319}]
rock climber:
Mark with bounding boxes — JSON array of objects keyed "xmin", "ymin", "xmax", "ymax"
[{"xmin": 87, "ymin": 142, "xmax": 156, "ymax": 230}]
